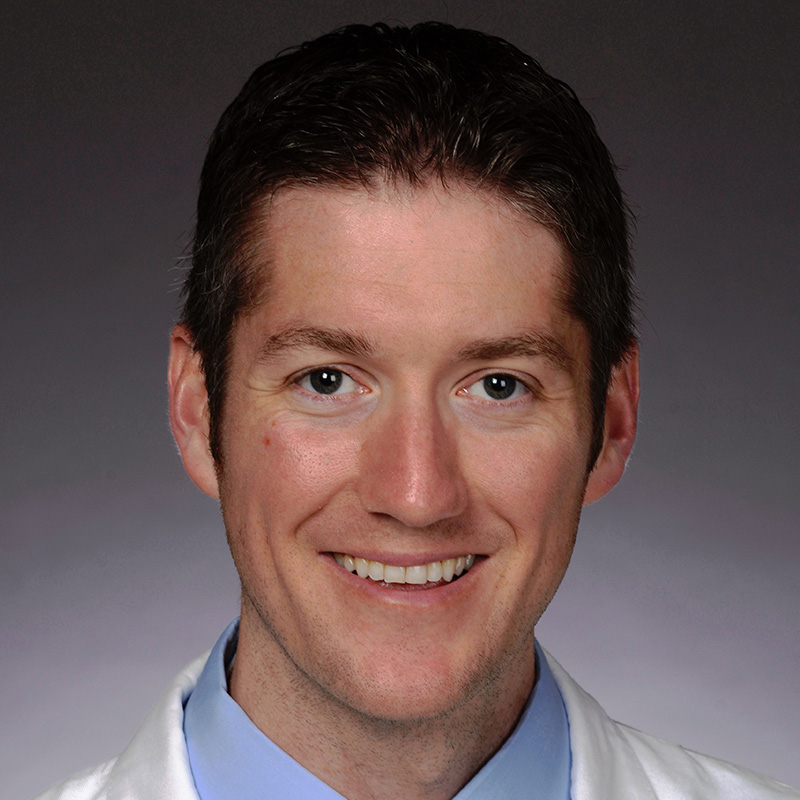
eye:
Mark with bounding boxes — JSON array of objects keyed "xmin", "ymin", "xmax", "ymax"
[
  {"xmin": 297, "ymin": 368, "xmax": 361, "ymax": 396},
  {"xmin": 464, "ymin": 373, "xmax": 528, "ymax": 402}
]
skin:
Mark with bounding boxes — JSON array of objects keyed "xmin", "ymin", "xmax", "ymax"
[{"xmin": 169, "ymin": 181, "xmax": 639, "ymax": 800}]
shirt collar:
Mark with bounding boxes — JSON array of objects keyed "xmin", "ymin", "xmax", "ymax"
[{"xmin": 184, "ymin": 620, "xmax": 570, "ymax": 800}]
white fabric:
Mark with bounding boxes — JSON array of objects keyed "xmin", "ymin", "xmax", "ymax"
[{"xmin": 34, "ymin": 650, "xmax": 800, "ymax": 800}]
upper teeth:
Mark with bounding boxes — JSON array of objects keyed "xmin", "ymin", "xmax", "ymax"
[{"xmin": 334, "ymin": 553, "xmax": 476, "ymax": 584}]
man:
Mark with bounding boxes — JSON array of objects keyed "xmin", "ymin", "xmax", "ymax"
[{"xmin": 36, "ymin": 22, "xmax": 799, "ymax": 800}]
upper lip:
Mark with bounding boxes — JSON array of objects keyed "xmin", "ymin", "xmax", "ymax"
[{"xmin": 325, "ymin": 551, "xmax": 481, "ymax": 567}]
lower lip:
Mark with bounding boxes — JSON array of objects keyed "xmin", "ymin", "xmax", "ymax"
[{"xmin": 324, "ymin": 554, "xmax": 482, "ymax": 604}]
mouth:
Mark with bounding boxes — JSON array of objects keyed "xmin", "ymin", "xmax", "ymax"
[{"xmin": 333, "ymin": 553, "xmax": 476, "ymax": 587}]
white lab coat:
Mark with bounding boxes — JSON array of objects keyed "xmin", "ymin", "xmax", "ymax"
[{"xmin": 34, "ymin": 650, "xmax": 799, "ymax": 799}]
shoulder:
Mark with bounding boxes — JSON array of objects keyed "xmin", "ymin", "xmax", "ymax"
[
  {"xmin": 31, "ymin": 654, "xmax": 208, "ymax": 800},
  {"xmin": 542, "ymin": 649, "xmax": 800, "ymax": 800},
  {"xmin": 618, "ymin": 720, "xmax": 799, "ymax": 799},
  {"xmin": 32, "ymin": 760, "xmax": 117, "ymax": 800}
]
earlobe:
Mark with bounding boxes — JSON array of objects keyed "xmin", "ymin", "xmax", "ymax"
[
  {"xmin": 168, "ymin": 325, "xmax": 220, "ymax": 499},
  {"xmin": 583, "ymin": 344, "xmax": 640, "ymax": 506}
]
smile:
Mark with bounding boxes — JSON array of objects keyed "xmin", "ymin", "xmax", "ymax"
[{"xmin": 333, "ymin": 553, "xmax": 476, "ymax": 585}]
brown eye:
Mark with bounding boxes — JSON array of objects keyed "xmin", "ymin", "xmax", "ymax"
[
  {"xmin": 483, "ymin": 375, "xmax": 517, "ymax": 400},
  {"xmin": 463, "ymin": 373, "xmax": 528, "ymax": 402},
  {"xmin": 308, "ymin": 369, "xmax": 343, "ymax": 394},
  {"xmin": 297, "ymin": 368, "xmax": 361, "ymax": 397}
]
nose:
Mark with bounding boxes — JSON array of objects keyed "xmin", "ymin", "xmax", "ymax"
[{"xmin": 357, "ymin": 397, "xmax": 468, "ymax": 528}]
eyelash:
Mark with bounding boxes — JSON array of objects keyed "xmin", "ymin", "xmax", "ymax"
[
  {"xmin": 460, "ymin": 372, "xmax": 537, "ymax": 406},
  {"xmin": 290, "ymin": 367, "xmax": 538, "ymax": 406},
  {"xmin": 291, "ymin": 366, "xmax": 367, "ymax": 401}
]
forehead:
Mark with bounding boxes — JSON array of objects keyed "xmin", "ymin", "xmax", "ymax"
[{"xmin": 241, "ymin": 181, "xmax": 584, "ymax": 365}]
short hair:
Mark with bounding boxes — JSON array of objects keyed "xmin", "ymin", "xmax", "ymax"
[{"xmin": 181, "ymin": 21, "xmax": 636, "ymax": 468}]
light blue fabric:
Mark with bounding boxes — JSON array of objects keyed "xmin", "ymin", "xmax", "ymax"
[{"xmin": 184, "ymin": 620, "xmax": 570, "ymax": 799}]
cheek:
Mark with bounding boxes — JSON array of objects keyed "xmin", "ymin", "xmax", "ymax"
[
  {"xmin": 471, "ymin": 427, "xmax": 587, "ymax": 524},
  {"xmin": 477, "ymin": 432, "xmax": 585, "ymax": 624},
  {"xmin": 221, "ymin": 417, "xmax": 362, "ymax": 584},
  {"xmin": 231, "ymin": 414, "xmax": 361, "ymax": 517}
]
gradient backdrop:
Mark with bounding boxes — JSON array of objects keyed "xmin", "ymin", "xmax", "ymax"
[{"xmin": 2, "ymin": 1, "xmax": 798, "ymax": 796}]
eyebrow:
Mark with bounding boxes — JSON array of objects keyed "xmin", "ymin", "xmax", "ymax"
[
  {"xmin": 258, "ymin": 326, "xmax": 573, "ymax": 370},
  {"xmin": 455, "ymin": 332, "xmax": 574, "ymax": 371},
  {"xmin": 258, "ymin": 325, "xmax": 375, "ymax": 361}
]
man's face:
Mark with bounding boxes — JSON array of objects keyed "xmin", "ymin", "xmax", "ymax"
[{"xmin": 184, "ymin": 182, "xmax": 627, "ymax": 721}]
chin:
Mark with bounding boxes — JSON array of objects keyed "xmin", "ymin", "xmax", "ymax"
[{"xmin": 323, "ymin": 648, "xmax": 501, "ymax": 725}]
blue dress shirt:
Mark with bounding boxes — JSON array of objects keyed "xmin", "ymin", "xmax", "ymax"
[{"xmin": 184, "ymin": 620, "xmax": 571, "ymax": 799}]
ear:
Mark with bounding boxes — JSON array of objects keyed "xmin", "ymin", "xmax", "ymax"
[
  {"xmin": 583, "ymin": 344, "xmax": 640, "ymax": 506},
  {"xmin": 168, "ymin": 325, "xmax": 220, "ymax": 499}
]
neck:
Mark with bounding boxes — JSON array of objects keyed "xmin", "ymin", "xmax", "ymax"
[{"xmin": 230, "ymin": 608, "xmax": 536, "ymax": 800}]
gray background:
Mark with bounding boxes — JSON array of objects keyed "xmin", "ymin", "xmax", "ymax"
[{"xmin": 2, "ymin": 1, "xmax": 798, "ymax": 796}]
